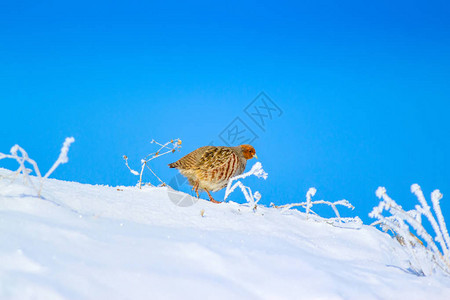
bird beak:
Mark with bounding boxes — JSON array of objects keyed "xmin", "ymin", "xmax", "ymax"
[{"xmin": 253, "ymin": 154, "xmax": 258, "ymax": 159}]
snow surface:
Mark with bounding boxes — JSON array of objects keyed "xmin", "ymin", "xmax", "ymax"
[{"xmin": 0, "ymin": 168, "xmax": 449, "ymax": 300}]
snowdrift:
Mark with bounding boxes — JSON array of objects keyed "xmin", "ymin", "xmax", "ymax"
[{"xmin": 0, "ymin": 168, "xmax": 449, "ymax": 300}]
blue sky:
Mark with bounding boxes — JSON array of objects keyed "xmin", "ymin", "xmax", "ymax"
[{"xmin": 1, "ymin": 0, "xmax": 450, "ymax": 222}]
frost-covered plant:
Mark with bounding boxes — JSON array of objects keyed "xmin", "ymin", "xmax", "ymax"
[
  {"xmin": 370, "ymin": 184, "xmax": 450, "ymax": 276},
  {"xmin": 124, "ymin": 139, "xmax": 182, "ymax": 189},
  {"xmin": 272, "ymin": 188, "xmax": 362, "ymax": 229},
  {"xmin": 224, "ymin": 162, "xmax": 268, "ymax": 209},
  {"xmin": 0, "ymin": 137, "xmax": 75, "ymax": 197}
]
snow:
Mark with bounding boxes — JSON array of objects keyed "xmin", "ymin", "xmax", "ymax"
[{"xmin": 0, "ymin": 168, "xmax": 449, "ymax": 299}]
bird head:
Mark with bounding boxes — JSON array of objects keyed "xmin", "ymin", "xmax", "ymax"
[{"xmin": 240, "ymin": 145, "xmax": 257, "ymax": 160}]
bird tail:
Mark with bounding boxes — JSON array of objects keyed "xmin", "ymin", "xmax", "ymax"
[{"xmin": 168, "ymin": 161, "xmax": 179, "ymax": 168}]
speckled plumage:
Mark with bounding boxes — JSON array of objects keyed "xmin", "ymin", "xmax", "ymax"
[{"xmin": 169, "ymin": 145, "xmax": 257, "ymax": 203}]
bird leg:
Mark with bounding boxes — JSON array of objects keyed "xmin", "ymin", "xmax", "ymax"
[
  {"xmin": 205, "ymin": 190, "xmax": 221, "ymax": 204},
  {"xmin": 192, "ymin": 181, "xmax": 200, "ymax": 198}
]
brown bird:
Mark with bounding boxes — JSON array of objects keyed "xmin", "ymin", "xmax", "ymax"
[{"xmin": 168, "ymin": 145, "xmax": 257, "ymax": 203}]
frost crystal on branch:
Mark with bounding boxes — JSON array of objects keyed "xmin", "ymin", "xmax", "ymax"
[
  {"xmin": 370, "ymin": 184, "xmax": 450, "ymax": 276},
  {"xmin": 44, "ymin": 137, "xmax": 75, "ymax": 179}
]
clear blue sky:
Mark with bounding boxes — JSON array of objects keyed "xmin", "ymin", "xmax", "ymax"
[{"xmin": 1, "ymin": 0, "xmax": 449, "ymax": 222}]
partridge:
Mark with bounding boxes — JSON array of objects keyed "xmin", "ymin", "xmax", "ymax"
[{"xmin": 168, "ymin": 145, "xmax": 257, "ymax": 203}]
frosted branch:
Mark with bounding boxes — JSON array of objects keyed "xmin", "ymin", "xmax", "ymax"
[
  {"xmin": 43, "ymin": 137, "xmax": 75, "ymax": 179},
  {"xmin": 370, "ymin": 184, "xmax": 450, "ymax": 276},
  {"xmin": 411, "ymin": 185, "xmax": 448, "ymax": 258},
  {"xmin": 0, "ymin": 137, "xmax": 75, "ymax": 197},
  {"xmin": 224, "ymin": 162, "xmax": 267, "ymax": 208},
  {"xmin": 431, "ymin": 190, "xmax": 450, "ymax": 255},
  {"xmin": 273, "ymin": 188, "xmax": 358, "ymax": 228}
]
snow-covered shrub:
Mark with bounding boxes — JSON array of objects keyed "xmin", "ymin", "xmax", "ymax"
[
  {"xmin": 224, "ymin": 162, "xmax": 268, "ymax": 210},
  {"xmin": 123, "ymin": 139, "xmax": 182, "ymax": 189},
  {"xmin": 0, "ymin": 137, "xmax": 75, "ymax": 197},
  {"xmin": 272, "ymin": 188, "xmax": 362, "ymax": 229},
  {"xmin": 370, "ymin": 184, "xmax": 450, "ymax": 276}
]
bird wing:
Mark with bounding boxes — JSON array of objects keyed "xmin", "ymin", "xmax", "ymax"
[
  {"xmin": 169, "ymin": 146, "xmax": 215, "ymax": 170},
  {"xmin": 196, "ymin": 147, "xmax": 233, "ymax": 171}
]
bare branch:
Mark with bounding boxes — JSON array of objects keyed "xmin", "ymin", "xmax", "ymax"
[{"xmin": 123, "ymin": 138, "xmax": 182, "ymax": 188}]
